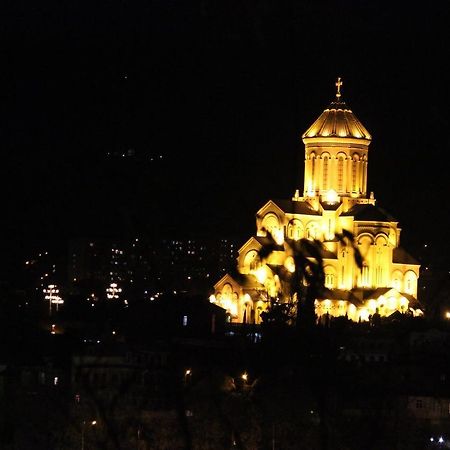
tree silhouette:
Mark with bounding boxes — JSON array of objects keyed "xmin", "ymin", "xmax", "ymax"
[
  {"xmin": 256, "ymin": 224, "xmax": 364, "ymax": 450},
  {"xmin": 257, "ymin": 223, "xmax": 363, "ymax": 333}
]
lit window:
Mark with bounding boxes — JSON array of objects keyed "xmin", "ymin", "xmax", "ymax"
[{"xmin": 182, "ymin": 316, "xmax": 188, "ymax": 326}]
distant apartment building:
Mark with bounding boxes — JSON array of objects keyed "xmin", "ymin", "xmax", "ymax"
[{"xmin": 67, "ymin": 236, "xmax": 239, "ymax": 300}]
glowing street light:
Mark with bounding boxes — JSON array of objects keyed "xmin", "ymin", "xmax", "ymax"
[
  {"xmin": 184, "ymin": 368, "xmax": 192, "ymax": 385},
  {"xmin": 52, "ymin": 295, "xmax": 64, "ymax": 312},
  {"xmin": 43, "ymin": 284, "xmax": 62, "ymax": 315},
  {"xmin": 81, "ymin": 420, "xmax": 97, "ymax": 450},
  {"xmin": 106, "ymin": 282, "xmax": 122, "ymax": 299}
]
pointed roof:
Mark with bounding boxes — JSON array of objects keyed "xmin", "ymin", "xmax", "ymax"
[
  {"xmin": 341, "ymin": 203, "xmax": 397, "ymax": 222},
  {"xmin": 393, "ymin": 247, "xmax": 420, "ymax": 265},
  {"xmin": 272, "ymin": 199, "xmax": 321, "ymax": 215},
  {"xmin": 302, "ymin": 78, "xmax": 372, "ymax": 142}
]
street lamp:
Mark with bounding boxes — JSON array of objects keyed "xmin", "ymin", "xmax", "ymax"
[
  {"xmin": 52, "ymin": 295, "xmax": 64, "ymax": 312},
  {"xmin": 81, "ymin": 420, "xmax": 97, "ymax": 450},
  {"xmin": 106, "ymin": 282, "xmax": 122, "ymax": 299},
  {"xmin": 184, "ymin": 368, "xmax": 192, "ymax": 385},
  {"xmin": 43, "ymin": 284, "xmax": 60, "ymax": 315}
]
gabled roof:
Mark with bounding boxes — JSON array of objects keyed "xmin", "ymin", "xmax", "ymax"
[
  {"xmin": 213, "ymin": 273, "xmax": 241, "ymax": 291},
  {"xmin": 320, "ymin": 201, "xmax": 341, "ymax": 211},
  {"xmin": 341, "ymin": 204, "xmax": 397, "ymax": 222},
  {"xmin": 272, "ymin": 199, "xmax": 320, "ymax": 215},
  {"xmin": 238, "ymin": 235, "xmax": 284, "ymax": 256},
  {"xmin": 359, "ymin": 287, "xmax": 397, "ymax": 300},
  {"xmin": 238, "ymin": 236, "xmax": 263, "ymax": 255},
  {"xmin": 237, "ymin": 273, "xmax": 265, "ymax": 289},
  {"xmin": 256, "ymin": 199, "xmax": 286, "ymax": 218},
  {"xmin": 317, "ymin": 288, "xmax": 360, "ymax": 303},
  {"xmin": 215, "ymin": 270, "xmax": 267, "ymax": 291},
  {"xmin": 393, "ymin": 247, "xmax": 420, "ymax": 265},
  {"xmin": 254, "ymin": 235, "xmax": 284, "ymax": 250}
]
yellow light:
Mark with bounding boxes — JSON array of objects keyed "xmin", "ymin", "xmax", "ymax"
[
  {"xmin": 284, "ymin": 256, "xmax": 295, "ymax": 273},
  {"xmin": 185, "ymin": 369, "xmax": 191, "ymax": 376},
  {"xmin": 272, "ymin": 228, "xmax": 284, "ymax": 245},
  {"xmin": 255, "ymin": 267, "xmax": 267, "ymax": 284},
  {"xmin": 209, "ymin": 294, "xmax": 216, "ymax": 303},
  {"xmin": 399, "ymin": 297, "xmax": 408, "ymax": 310},
  {"xmin": 325, "ymin": 189, "xmax": 339, "ymax": 204},
  {"xmin": 359, "ymin": 308, "xmax": 370, "ymax": 322},
  {"xmin": 446, "ymin": 312, "xmax": 450, "ymax": 319},
  {"xmin": 91, "ymin": 421, "xmax": 97, "ymax": 426},
  {"xmin": 387, "ymin": 297, "xmax": 397, "ymax": 310},
  {"xmin": 242, "ymin": 372, "xmax": 248, "ymax": 381},
  {"xmin": 367, "ymin": 299, "xmax": 377, "ymax": 313}
]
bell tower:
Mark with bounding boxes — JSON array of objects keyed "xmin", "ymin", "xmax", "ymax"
[{"xmin": 302, "ymin": 78, "xmax": 372, "ymax": 201}]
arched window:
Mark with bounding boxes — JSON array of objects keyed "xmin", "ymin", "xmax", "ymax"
[
  {"xmin": 358, "ymin": 235, "xmax": 373, "ymax": 257},
  {"xmin": 352, "ymin": 154, "xmax": 360, "ymax": 192},
  {"xmin": 311, "ymin": 153, "xmax": 316, "ymax": 189},
  {"xmin": 287, "ymin": 219, "xmax": 303, "ymax": 240},
  {"xmin": 261, "ymin": 213, "xmax": 280, "ymax": 236},
  {"xmin": 323, "ymin": 155, "xmax": 329, "ymax": 190},
  {"xmin": 392, "ymin": 271, "xmax": 402, "ymax": 291},
  {"xmin": 244, "ymin": 250, "xmax": 259, "ymax": 271},
  {"xmin": 325, "ymin": 273, "xmax": 335, "ymax": 288},
  {"xmin": 243, "ymin": 302, "xmax": 253, "ymax": 324},
  {"xmin": 306, "ymin": 222, "xmax": 318, "ymax": 240},
  {"xmin": 337, "ymin": 155, "xmax": 345, "ymax": 192},
  {"xmin": 404, "ymin": 271, "xmax": 417, "ymax": 295},
  {"xmin": 362, "ymin": 263, "xmax": 370, "ymax": 287}
]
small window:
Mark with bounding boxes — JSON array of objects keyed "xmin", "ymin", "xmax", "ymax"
[{"xmin": 182, "ymin": 315, "xmax": 188, "ymax": 326}]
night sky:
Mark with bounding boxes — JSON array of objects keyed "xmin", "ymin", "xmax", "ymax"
[{"xmin": 1, "ymin": 1, "xmax": 450, "ymax": 280}]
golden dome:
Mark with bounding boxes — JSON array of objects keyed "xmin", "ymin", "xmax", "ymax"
[{"xmin": 302, "ymin": 78, "xmax": 371, "ymax": 142}]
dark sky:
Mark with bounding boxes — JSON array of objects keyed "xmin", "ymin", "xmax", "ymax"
[{"xmin": 1, "ymin": 1, "xmax": 450, "ymax": 279}]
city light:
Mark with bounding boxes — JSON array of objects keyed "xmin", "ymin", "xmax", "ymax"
[
  {"xmin": 106, "ymin": 282, "xmax": 122, "ymax": 299},
  {"xmin": 81, "ymin": 420, "xmax": 97, "ymax": 450},
  {"xmin": 43, "ymin": 284, "xmax": 63, "ymax": 314}
]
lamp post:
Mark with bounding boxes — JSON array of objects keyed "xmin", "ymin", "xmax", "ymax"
[
  {"xmin": 52, "ymin": 295, "xmax": 64, "ymax": 312},
  {"xmin": 106, "ymin": 282, "xmax": 122, "ymax": 300},
  {"xmin": 43, "ymin": 284, "xmax": 59, "ymax": 316},
  {"xmin": 184, "ymin": 368, "xmax": 191, "ymax": 385},
  {"xmin": 81, "ymin": 420, "xmax": 96, "ymax": 450}
]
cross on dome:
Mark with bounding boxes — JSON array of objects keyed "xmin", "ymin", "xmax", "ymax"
[{"xmin": 335, "ymin": 77, "xmax": 343, "ymax": 99}]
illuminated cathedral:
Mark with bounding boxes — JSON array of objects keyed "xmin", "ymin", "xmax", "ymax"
[{"xmin": 210, "ymin": 79, "xmax": 422, "ymax": 324}]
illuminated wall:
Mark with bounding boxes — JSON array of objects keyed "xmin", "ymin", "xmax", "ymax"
[{"xmin": 212, "ymin": 79, "xmax": 421, "ymax": 323}]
